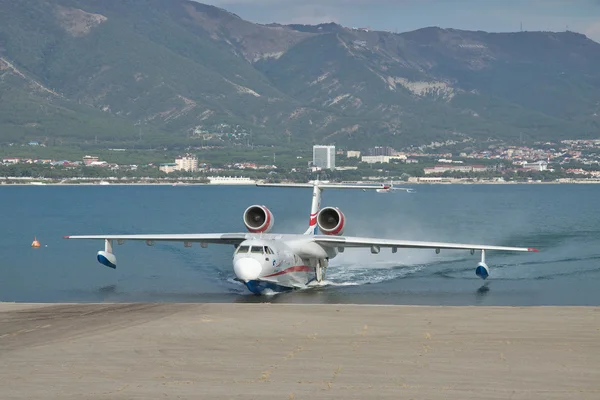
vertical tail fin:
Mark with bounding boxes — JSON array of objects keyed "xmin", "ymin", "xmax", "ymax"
[{"xmin": 305, "ymin": 184, "xmax": 322, "ymax": 235}]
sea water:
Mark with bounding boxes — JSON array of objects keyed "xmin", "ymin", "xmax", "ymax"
[{"xmin": 1, "ymin": 184, "xmax": 599, "ymax": 305}]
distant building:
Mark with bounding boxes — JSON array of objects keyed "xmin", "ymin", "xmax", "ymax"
[
  {"xmin": 313, "ymin": 145, "xmax": 336, "ymax": 170},
  {"xmin": 522, "ymin": 161, "xmax": 548, "ymax": 171},
  {"xmin": 159, "ymin": 163, "xmax": 177, "ymax": 174},
  {"xmin": 346, "ymin": 151, "xmax": 361, "ymax": 158},
  {"xmin": 409, "ymin": 177, "xmax": 452, "ymax": 183},
  {"xmin": 367, "ymin": 146, "xmax": 395, "ymax": 156},
  {"xmin": 362, "ymin": 155, "xmax": 391, "ymax": 164},
  {"xmin": 361, "ymin": 155, "xmax": 406, "ymax": 164},
  {"xmin": 88, "ymin": 161, "xmax": 108, "ymax": 167},
  {"xmin": 207, "ymin": 176, "xmax": 256, "ymax": 185},
  {"xmin": 83, "ymin": 155, "xmax": 99, "ymax": 165},
  {"xmin": 424, "ymin": 164, "xmax": 488, "ymax": 175},
  {"xmin": 175, "ymin": 154, "xmax": 198, "ymax": 172}
]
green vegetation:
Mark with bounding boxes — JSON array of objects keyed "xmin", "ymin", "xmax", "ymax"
[
  {"xmin": 0, "ymin": 145, "xmax": 174, "ymax": 165},
  {"xmin": 0, "ymin": 144, "xmax": 315, "ymax": 169}
]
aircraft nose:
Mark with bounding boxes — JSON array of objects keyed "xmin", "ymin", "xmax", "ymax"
[{"xmin": 233, "ymin": 258, "xmax": 262, "ymax": 281}]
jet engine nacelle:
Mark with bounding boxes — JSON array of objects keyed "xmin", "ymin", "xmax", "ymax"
[
  {"xmin": 475, "ymin": 262, "xmax": 489, "ymax": 280},
  {"xmin": 243, "ymin": 205, "xmax": 274, "ymax": 233},
  {"xmin": 317, "ymin": 207, "xmax": 345, "ymax": 236}
]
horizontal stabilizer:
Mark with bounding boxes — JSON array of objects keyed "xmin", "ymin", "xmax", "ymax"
[{"xmin": 257, "ymin": 182, "xmax": 385, "ymax": 190}]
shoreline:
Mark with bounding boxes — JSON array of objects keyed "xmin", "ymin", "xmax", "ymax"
[{"xmin": 1, "ymin": 180, "xmax": 600, "ymax": 186}]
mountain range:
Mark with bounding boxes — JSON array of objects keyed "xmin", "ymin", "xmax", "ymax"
[{"xmin": 1, "ymin": 0, "xmax": 600, "ymax": 149}]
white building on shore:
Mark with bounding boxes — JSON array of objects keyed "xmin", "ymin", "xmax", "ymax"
[
  {"xmin": 313, "ymin": 145, "xmax": 336, "ymax": 170},
  {"xmin": 160, "ymin": 154, "xmax": 199, "ymax": 174},
  {"xmin": 522, "ymin": 161, "xmax": 548, "ymax": 171},
  {"xmin": 159, "ymin": 163, "xmax": 177, "ymax": 174},
  {"xmin": 175, "ymin": 154, "xmax": 199, "ymax": 172},
  {"xmin": 207, "ymin": 176, "xmax": 256, "ymax": 185}
]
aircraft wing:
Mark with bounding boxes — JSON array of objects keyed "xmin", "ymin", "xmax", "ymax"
[
  {"xmin": 64, "ymin": 233, "xmax": 249, "ymax": 245},
  {"xmin": 313, "ymin": 235, "xmax": 538, "ymax": 252}
]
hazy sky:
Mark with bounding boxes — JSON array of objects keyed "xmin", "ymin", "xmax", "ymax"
[{"xmin": 197, "ymin": 0, "xmax": 600, "ymax": 42}]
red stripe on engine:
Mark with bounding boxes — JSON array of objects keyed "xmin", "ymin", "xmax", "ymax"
[
  {"xmin": 326, "ymin": 211, "xmax": 344, "ymax": 235},
  {"xmin": 264, "ymin": 266, "xmax": 312, "ymax": 277},
  {"xmin": 528, "ymin": 248, "xmax": 539, "ymax": 252}
]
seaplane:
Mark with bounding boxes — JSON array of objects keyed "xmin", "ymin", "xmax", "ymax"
[{"xmin": 64, "ymin": 181, "xmax": 538, "ymax": 295}]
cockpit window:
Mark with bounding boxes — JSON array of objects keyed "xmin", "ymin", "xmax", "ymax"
[
  {"xmin": 264, "ymin": 246, "xmax": 274, "ymax": 254},
  {"xmin": 236, "ymin": 245, "xmax": 250, "ymax": 254},
  {"xmin": 250, "ymin": 246, "xmax": 264, "ymax": 254}
]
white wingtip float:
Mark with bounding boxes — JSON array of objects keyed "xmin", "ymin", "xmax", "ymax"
[{"xmin": 64, "ymin": 180, "xmax": 538, "ymax": 295}]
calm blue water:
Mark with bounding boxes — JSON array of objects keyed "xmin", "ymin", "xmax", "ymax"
[{"xmin": 1, "ymin": 184, "xmax": 599, "ymax": 305}]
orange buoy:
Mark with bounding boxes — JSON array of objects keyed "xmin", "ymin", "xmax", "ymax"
[{"xmin": 31, "ymin": 237, "xmax": 41, "ymax": 248}]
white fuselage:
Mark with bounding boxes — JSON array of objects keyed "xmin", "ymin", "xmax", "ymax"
[{"xmin": 232, "ymin": 237, "xmax": 336, "ymax": 295}]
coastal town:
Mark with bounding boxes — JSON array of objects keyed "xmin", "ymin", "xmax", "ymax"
[{"xmin": 1, "ymin": 139, "xmax": 600, "ymax": 184}]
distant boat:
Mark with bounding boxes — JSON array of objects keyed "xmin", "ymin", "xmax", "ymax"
[
  {"xmin": 376, "ymin": 182, "xmax": 395, "ymax": 193},
  {"xmin": 31, "ymin": 237, "xmax": 40, "ymax": 248},
  {"xmin": 376, "ymin": 183, "xmax": 415, "ymax": 193},
  {"xmin": 98, "ymin": 181, "xmax": 110, "ymax": 185}
]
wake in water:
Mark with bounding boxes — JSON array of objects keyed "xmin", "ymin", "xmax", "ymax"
[
  {"xmin": 321, "ymin": 247, "xmax": 468, "ymax": 287},
  {"xmin": 324, "ymin": 264, "xmax": 425, "ymax": 287},
  {"xmin": 322, "ymin": 249, "xmax": 600, "ymax": 286}
]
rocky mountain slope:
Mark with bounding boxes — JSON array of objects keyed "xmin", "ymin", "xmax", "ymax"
[{"xmin": 1, "ymin": 0, "xmax": 599, "ymax": 148}]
